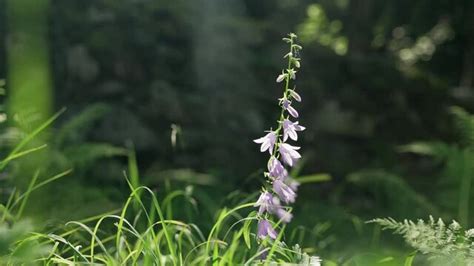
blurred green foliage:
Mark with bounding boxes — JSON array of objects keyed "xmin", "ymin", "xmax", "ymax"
[{"xmin": 1, "ymin": 0, "xmax": 474, "ymax": 263}]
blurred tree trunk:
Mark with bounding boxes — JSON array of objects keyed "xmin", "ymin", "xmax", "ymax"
[
  {"xmin": 460, "ymin": 1, "xmax": 474, "ymax": 90},
  {"xmin": 347, "ymin": 0, "xmax": 373, "ymax": 56},
  {"xmin": 6, "ymin": 0, "xmax": 53, "ymax": 189},
  {"xmin": 6, "ymin": 0, "xmax": 52, "ymax": 133}
]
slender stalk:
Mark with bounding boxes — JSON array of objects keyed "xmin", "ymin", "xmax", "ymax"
[
  {"xmin": 459, "ymin": 150, "xmax": 472, "ymax": 227},
  {"xmin": 271, "ymin": 38, "xmax": 296, "ymax": 157}
]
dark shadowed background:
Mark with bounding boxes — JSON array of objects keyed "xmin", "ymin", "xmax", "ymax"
[{"xmin": 1, "ymin": 0, "xmax": 474, "ymax": 260}]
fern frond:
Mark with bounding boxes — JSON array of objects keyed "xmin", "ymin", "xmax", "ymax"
[
  {"xmin": 450, "ymin": 106, "xmax": 474, "ymax": 148},
  {"xmin": 370, "ymin": 216, "xmax": 473, "ymax": 263}
]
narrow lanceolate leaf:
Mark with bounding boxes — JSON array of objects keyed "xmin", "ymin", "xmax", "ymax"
[
  {"xmin": 404, "ymin": 252, "xmax": 416, "ymax": 266},
  {"xmin": 295, "ymin": 174, "xmax": 331, "ymax": 184},
  {"xmin": 243, "ymin": 218, "xmax": 252, "ymax": 249},
  {"xmin": 0, "ymin": 107, "xmax": 65, "ymax": 171}
]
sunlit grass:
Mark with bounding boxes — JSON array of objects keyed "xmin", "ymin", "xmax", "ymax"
[{"xmin": 0, "ymin": 110, "xmax": 312, "ymax": 265}]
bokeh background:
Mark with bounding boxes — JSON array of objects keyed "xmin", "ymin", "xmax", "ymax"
[{"xmin": 1, "ymin": 0, "xmax": 474, "ymax": 260}]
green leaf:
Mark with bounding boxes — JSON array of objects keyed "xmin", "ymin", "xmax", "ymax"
[
  {"xmin": 243, "ymin": 216, "xmax": 253, "ymax": 249},
  {"xmin": 295, "ymin": 173, "xmax": 331, "ymax": 184},
  {"xmin": 0, "ymin": 108, "xmax": 65, "ymax": 171},
  {"xmin": 450, "ymin": 106, "xmax": 474, "ymax": 147},
  {"xmin": 404, "ymin": 252, "xmax": 416, "ymax": 266}
]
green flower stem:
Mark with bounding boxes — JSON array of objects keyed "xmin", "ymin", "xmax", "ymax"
[{"xmin": 271, "ymin": 35, "xmax": 297, "ymax": 159}]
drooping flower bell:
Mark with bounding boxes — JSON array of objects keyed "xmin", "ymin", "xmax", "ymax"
[
  {"xmin": 279, "ymin": 143, "xmax": 301, "ymax": 167},
  {"xmin": 268, "ymin": 157, "xmax": 287, "ymax": 179},
  {"xmin": 282, "ymin": 119, "xmax": 305, "ymax": 142},
  {"xmin": 287, "ymin": 178, "xmax": 300, "ymax": 192},
  {"xmin": 257, "ymin": 219, "xmax": 278, "ymax": 239},
  {"xmin": 289, "ymin": 89, "xmax": 301, "ymax": 102},
  {"xmin": 282, "ymin": 99, "xmax": 299, "ymax": 118},
  {"xmin": 273, "ymin": 178, "xmax": 296, "ymax": 204},
  {"xmin": 276, "ymin": 73, "xmax": 287, "ymax": 83},
  {"xmin": 255, "ymin": 192, "xmax": 275, "ymax": 215},
  {"xmin": 253, "ymin": 131, "xmax": 277, "ymax": 154},
  {"xmin": 276, "ymin": 208, "xmax": 293, "ymax": 223}
]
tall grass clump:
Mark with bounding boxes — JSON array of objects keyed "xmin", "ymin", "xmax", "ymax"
[
  {"xmin": 0, "ymin": 108, "xmax": 71, "ymax": 263},
  {"xmin": 33, "ymin": 175, "xmax": 314, "ymax": 265},
  {"xmin": 1, "ymin": 164, "xmax": 315, "ymax": 264}
]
